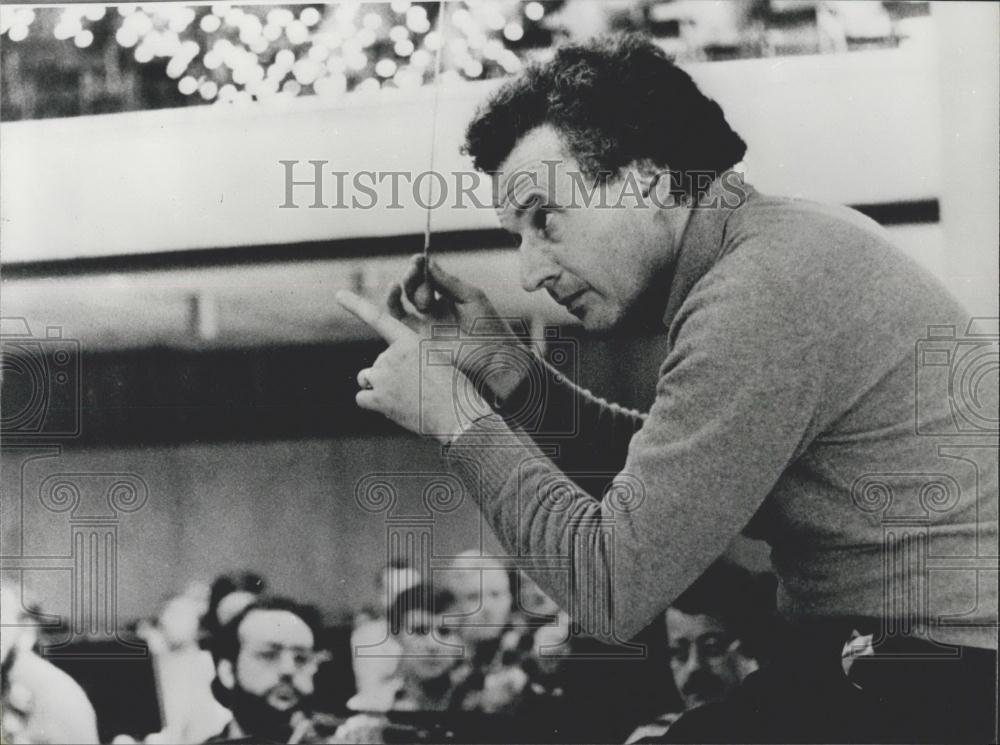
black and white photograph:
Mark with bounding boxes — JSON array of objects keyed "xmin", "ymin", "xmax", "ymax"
[{"xmin": 1, "ymin": 1, "xmax": 997, "ymax": 743}]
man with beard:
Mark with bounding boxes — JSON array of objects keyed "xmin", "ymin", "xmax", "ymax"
[{"xmin": 206, "ymin": 597, "xmax": 329, "ymax": 744}]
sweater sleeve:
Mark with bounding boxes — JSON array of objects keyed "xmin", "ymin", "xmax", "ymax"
[{"xmin": 443, "ymin": 269, "xmax": 827, "ymax": 643}]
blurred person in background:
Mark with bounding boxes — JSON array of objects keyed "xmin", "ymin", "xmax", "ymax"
[
  {"xmin": 445, "ymin": 552, "xmax": 513, "ymax": 665},
  {"xmin": 0, "ymin": 582, "xmax": 99, "ymax": 744},
  {"xmin": 349, "ymin": 559, "xmax": 421, "ymax": 704},
  {"xmin": 336, "ymin": 584, "xmax": 461, "ymax": 743},
  {"xmin": 132, "ymin": 590, "xmax": 231, "ymax": 744},
  {"xmin": 205, "ymin": 596, "xmax": 330, "ymax": 744},
  {"xmin": 443, "ymin": 553, "xmax": 532, "ymax": 714},
  {"xmin": 344, "ymin": 583, "xmax": 461, "ymax": 715},
  {"xmin": 626, "ymin": 561, "xmax": 774, "ymax": 743}
]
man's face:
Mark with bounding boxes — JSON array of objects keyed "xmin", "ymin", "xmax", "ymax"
[
  {"xmin": 665, "ymin": 608, "xmax": 755, "ymax": 710},
  {"xmin": 449, "ymin": 569, "xmax": 512, "ymax": 644},
  {"xmin": 495, "ymin": 125, "xmax": 685, "ymax": 332},
  {"xmin": 397, "ymin": 609, "xmax": 459, "ymax": 681},
  {"xmin": 226, "ymin": 609, "xmax": 318, "ymax": 729}
]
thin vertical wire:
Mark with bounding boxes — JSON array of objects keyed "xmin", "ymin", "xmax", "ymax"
[{"xmin": 423, "ymin": 0, "xmax": 446, "ymax": 284}]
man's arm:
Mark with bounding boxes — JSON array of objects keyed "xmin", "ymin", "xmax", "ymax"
[{"xmin": 443, "ymin": 272, "xmax": 830, "ymax": 643}]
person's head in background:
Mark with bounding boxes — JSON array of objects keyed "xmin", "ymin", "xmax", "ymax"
[
  {"xmin": 200, "ymin": 571, "xmax": 267, "ymax": 645},
  {"xmin": 155, "ymin": 594, "xmax": 206, "ymax": 652},
  {"xmin": 210, "ymin": 596, "xmax": 327, "ymax": 742},
  {"xmin": 389, "ymin": 584, "xmax": 460, "ymax": 698},
  {"xmin": 444, "ymin": 552, "xmax": 513, "ymax": 650},
  {"xmin": 666, "ymin": 561, "xmax": 775, "ymax": 711},
  {"xmin": 375, "ymin": 558, "xmax": 421, "ymax": 615}
]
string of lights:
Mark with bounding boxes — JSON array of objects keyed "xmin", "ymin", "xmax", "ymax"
[{"xmin": 0, "ymin": 2, "xmax": 546, "ymax": 108}]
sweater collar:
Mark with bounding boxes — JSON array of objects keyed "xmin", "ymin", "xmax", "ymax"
[{"xmin": 661, "ymin": 176, "xmax": 754, "ymax": 333}]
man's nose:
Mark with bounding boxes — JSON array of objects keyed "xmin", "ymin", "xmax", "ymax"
[
  {"xmin": 276, "ymin": 652, "xmax": 300, "ymax": 676},
  {"xmin": 519, "ymin": 240, "xmax": 559, "ymax": 292},
  {"xmin": 683, "ymin": 649, "xmax": 706, "ymax": 675}
]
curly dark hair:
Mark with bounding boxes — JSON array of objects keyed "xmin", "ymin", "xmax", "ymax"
[{"xmin": 463, "ymin": 34, "xmax": 746, "ymax": 196}]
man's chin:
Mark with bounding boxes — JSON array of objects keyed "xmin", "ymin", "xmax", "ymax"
[{"xmin": 579, "ymin": 312, "xmax": 623, "ymax": 335}]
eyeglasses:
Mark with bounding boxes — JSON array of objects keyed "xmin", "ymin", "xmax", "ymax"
[{"xmin": 668, "ymin": 634, "xmax": 739, "ymax": 664}]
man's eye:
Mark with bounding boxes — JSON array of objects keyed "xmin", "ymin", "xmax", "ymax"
[{"xmin": 700, "ymin": 640, "xmax": 726, "ymax": 657}]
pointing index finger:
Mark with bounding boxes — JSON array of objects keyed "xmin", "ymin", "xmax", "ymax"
[{"xmin": 336, "ymin": 289, "xmax": 411, "ymax": 342}]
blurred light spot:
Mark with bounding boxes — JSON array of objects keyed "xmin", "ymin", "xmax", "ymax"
[
  {"xmin": 84, "ymin": 5, "xmax": 106, "ymax": 22},
  {"xmin": 300, "ymin": 6, "xmax": 322, "ymax": 27},
  {"xmin": 267, "ymin": 8, "xmax": 293, "ymax": 27},
  {"xmin": 285, "ymin": 20, "xmax": 308, "ymax": 44},
  {"xmin": 375, "ymin": 58, "xmax": 397, "ymax": 77},
  {"xmin": 263, "ymin": 22, "xmax": 282, "ymax": 41},
  {"xmin": 504, "ymin": 22, "xmax": 524, "ymax": 42},
  {"xmin": 200, "ymin": 81, "xmax": 219, "ymax": 100},
  {"xmin": 200, "ymin": 13, "xmax": 221, "ymax": 32},
  {"xmin": 166, "ymin": 56, "xmax": 188, "ymax": 78},
  {"xmin": 463, "ymin": 59, "xmax": 483, "ymax": 78}
]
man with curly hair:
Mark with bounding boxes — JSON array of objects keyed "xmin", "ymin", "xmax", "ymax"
[{"xmin": 337, "ymin": 34, "xmax": 997, "ymax": 743}]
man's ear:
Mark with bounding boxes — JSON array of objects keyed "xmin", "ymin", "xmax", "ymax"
[
  {"xmin": 631, "ymin": 161, "xmax": 682, "ymax": 209},
  {"xmin": 650, "ymin": 170, "xmax": 686, "ymax": 208},
  {"xmin": 217, "ymin": 659, "xmax": 236, "ymax": 690}
]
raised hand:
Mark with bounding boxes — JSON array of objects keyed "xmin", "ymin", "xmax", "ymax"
[
  {"xmin": 389, "ymin": 256, "xmax": 530, "ymax": 402},
  {"xmin": 336, "ymin": 288, "xmax": 488, "ymax": 444}
]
